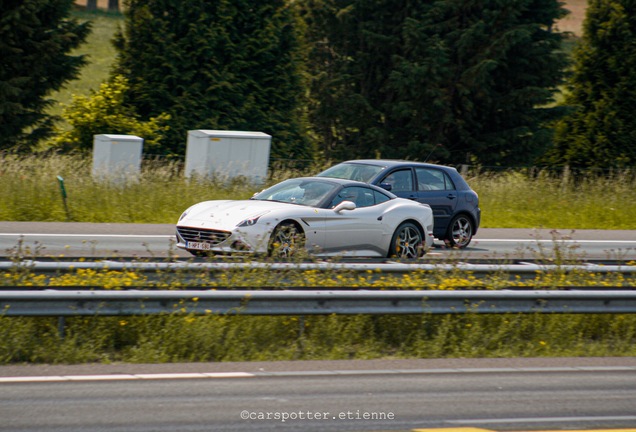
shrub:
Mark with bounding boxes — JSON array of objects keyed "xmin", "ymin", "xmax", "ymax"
[{"xmin": 53, "ymin": 75, "xmax": 170, "ymax": 152}]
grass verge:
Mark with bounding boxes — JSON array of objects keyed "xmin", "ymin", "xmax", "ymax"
[
  {"xmin": 2, "ymin": 153, "xmax": 636, "ymax": 229},
  {"xmin": 2, "ymin": 313, "xmax": 635, "ymax": 364}
]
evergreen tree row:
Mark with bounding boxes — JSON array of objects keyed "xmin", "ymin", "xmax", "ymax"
[
  {"xmin": 299, "ymin": 0, "xmax": 569, "ymax": 166},
  {"xmin": 2, "ymin": 0, "xmax": 635, "ymax": 169}
]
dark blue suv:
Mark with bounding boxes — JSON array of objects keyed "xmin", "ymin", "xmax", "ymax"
[{"xmin": 317, "ymin": 159, "xmax": 481, "ymax": 248}]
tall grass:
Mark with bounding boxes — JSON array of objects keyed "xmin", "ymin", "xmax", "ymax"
[
  {"xmin": 469, "ymin": 168, "xmax": 636, "ymax": 230},
  {"xmin": 2, "ymin": 153, "xmax": 635, "ymax": 229},
  {"xmin": 0, "ymin": 153, "xmax": 258, "ymax": 223},
  {"xmin": 2, "ymin": 313, "xmax": 635, "ymax": 364}
]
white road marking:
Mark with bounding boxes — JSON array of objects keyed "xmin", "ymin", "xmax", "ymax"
[
  {"xmin": 0, "ymin": 371, "xmax": 254, "ymax": 383},
  {"xmin": 1, "ymin": 366, "xmax": 634, "ymax": 384}
]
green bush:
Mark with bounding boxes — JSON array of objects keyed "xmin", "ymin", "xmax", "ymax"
[{"xmin": 53, "ymin": 75, "xmax": 170, "ymax": 152}]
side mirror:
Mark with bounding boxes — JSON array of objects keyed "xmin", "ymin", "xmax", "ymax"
[
  {"xmin": 333, "ymin": 201, "xmax": 356, "ymax": 213},
  {"xmin": 379, "ymin": 182, "xmax": 392, "ymax": 191}
]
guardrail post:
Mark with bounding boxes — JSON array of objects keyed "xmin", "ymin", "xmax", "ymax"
[
  {"xmin": 296, "ymin": 315, "xmax": 306, "ymax": 357},
  {"xmin": 57, "ymin": 316, "xmax": 66, "ymax": 340}
]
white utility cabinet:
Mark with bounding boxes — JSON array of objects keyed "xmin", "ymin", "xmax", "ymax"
[
  {"xmin": 184, "ymin": 130, "xmax": 271, "ymax": 183},
  {"xmin": 92, "ymin": 134, "xmax": 143, "ymax": 180}
]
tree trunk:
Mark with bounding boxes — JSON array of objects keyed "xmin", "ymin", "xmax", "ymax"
[
  {"xmin": 108, "ymin": 0, "xmax": 119, "ymax": 11},
  {"xmin": 86, "ymin": 0, "xmax": 98, "ymax": 10}
]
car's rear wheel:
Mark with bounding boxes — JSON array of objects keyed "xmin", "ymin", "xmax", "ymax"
[
  {"xmin": 388, "ymin": 222, "xmax": 425, "ymax": 258},
  {"xmin": 444, "ymin": 214, "xmax": 474, "ymax": 248},
  {"xmin": 268, "ymin": 222, "xmax": 305, "ymax": 257}
]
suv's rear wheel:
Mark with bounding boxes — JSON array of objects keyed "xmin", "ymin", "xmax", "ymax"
[{"xmin": 444, "ymin": 214, "xmax": 473, "ymax": 248}]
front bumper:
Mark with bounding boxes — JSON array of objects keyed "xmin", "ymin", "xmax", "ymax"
[{"xmin": 175, "ymin": 225, "xmax": 269, "ymax": 254}]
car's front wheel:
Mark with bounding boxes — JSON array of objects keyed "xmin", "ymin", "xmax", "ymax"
[
  {"xmin": 444, "ymin": 214, "xmax": 474, "ymax": 248},
  {"xmin": 268, "ymin": 222, "xmax": 305, "ymax": 257},
  {"xmin": 388, "ymin": 222, "xmax": 425, "ymax": 258}
]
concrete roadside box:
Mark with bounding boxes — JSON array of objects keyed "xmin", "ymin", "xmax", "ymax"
[
  {"xmin": 184, "ymin": 130, "xmax": 272, "ymax": 183},
  {"xmin": 92, "ymin": 134, "xmax": 143, "ymax": 181}
]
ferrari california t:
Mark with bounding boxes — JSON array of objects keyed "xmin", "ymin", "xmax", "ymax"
[{"xmin": 176, "ymin": 177, "xmax": 434, "ymax": 258}]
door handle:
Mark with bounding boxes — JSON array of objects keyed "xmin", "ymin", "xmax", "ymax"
[{"xmin": 447, "ymin": 194, "xmax": 457, "ymax": 200}]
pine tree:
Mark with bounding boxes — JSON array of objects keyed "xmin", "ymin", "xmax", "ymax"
[
  {"xmin": 301, "ymin": 0, "xmax": 568, "ymax": 166},
  {"xmin": 113, "ymin": 0, "xmax": 311, "ymax": 160},
  {"xmin": 548, "ymin": 0, "xmax": 636, "ymax": 169},
  {"xmin": 0, "ymin": 0, "xmax": 91, "ymax": 151}
]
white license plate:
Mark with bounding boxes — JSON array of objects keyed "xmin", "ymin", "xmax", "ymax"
[{"xmin": 187, "ymin": 241, "xmax": 212, "ymax": 250}]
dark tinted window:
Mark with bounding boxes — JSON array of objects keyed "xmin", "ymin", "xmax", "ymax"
[
  {"xmin": 373, "ymin": 190, "xmax": 391, "ymax": 205},
  {"xmin": 318, "ymin": 163, "xmax": 384, "ymax": 182},
  {"xmin": 415, "ymin": 167, "xmax": 455, "ymax": 191},
  {"xmin": 381, "ymin": 169, "xmax": 413, "ymax": 192}
]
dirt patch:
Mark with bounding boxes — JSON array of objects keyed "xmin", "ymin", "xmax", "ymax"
[
  {"xmin": 74, "ymin": 0, "xmax": 120, "ymax": 11},
  {"xmin": 558, "ymin": 0, "xmax": 588, "ymax": 36}
]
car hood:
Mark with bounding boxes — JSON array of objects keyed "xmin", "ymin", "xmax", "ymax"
[{"xmin": 178, "ymin": 199, "xmax": 303, "ymax": 230}]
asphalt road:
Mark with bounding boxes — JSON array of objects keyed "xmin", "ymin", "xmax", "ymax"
[
  {"xmin": 1, "ymin": 357, "xmax": 636, "ymax": 432},
  {"xmin": 1, "ymin": 222, "xmax": 635, "ymax": 260}
]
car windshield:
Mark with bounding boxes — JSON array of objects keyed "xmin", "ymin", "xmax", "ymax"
[
  {"xmin": 251, "ymin": 179, "xmax": 338, "ymax": 207},
  {"xmin": 317, "ymin": 163, "xmax": 384, "ymax": 182}
]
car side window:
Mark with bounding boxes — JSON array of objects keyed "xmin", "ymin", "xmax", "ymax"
[
  {"xmin": 381, "ymin": 169, "xmax": 413, "ymax": 192},
  {"xmin": 330, "ymin": 186, "xmax": 377, "ymax": 208},
  {"xmin": 373, "ymin": 190, "xmax": 391, "ymax": 205},
  {"xmin": 415, "ymin": 167, "xmax": 455, "ymax": 191}
]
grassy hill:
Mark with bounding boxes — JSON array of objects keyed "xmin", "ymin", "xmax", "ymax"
[{"xmin": 49, "ymin": 9, "xmax": 122, "ymax": 121}]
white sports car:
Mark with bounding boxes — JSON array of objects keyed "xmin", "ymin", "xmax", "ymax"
[{"xmin": 176, "ymin": 177, "xmax": 434, "ymax": 258}]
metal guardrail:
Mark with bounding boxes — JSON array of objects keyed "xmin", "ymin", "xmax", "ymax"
[
  {"xmin": 2, "ymin": 290, "xmax": 636, "ymax": 316},
  {"xmin": 2, "ymin": 259, "xmax": 636, "ymax": 275}
]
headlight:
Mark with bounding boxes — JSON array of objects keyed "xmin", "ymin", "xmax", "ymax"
[
  {"xmin": 237, "ymin": 211, "xmax": 269, "ymax": 227},
  {"xmin": 178, "ymin": 205, "xmax": 196, "ymax": 222}
]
